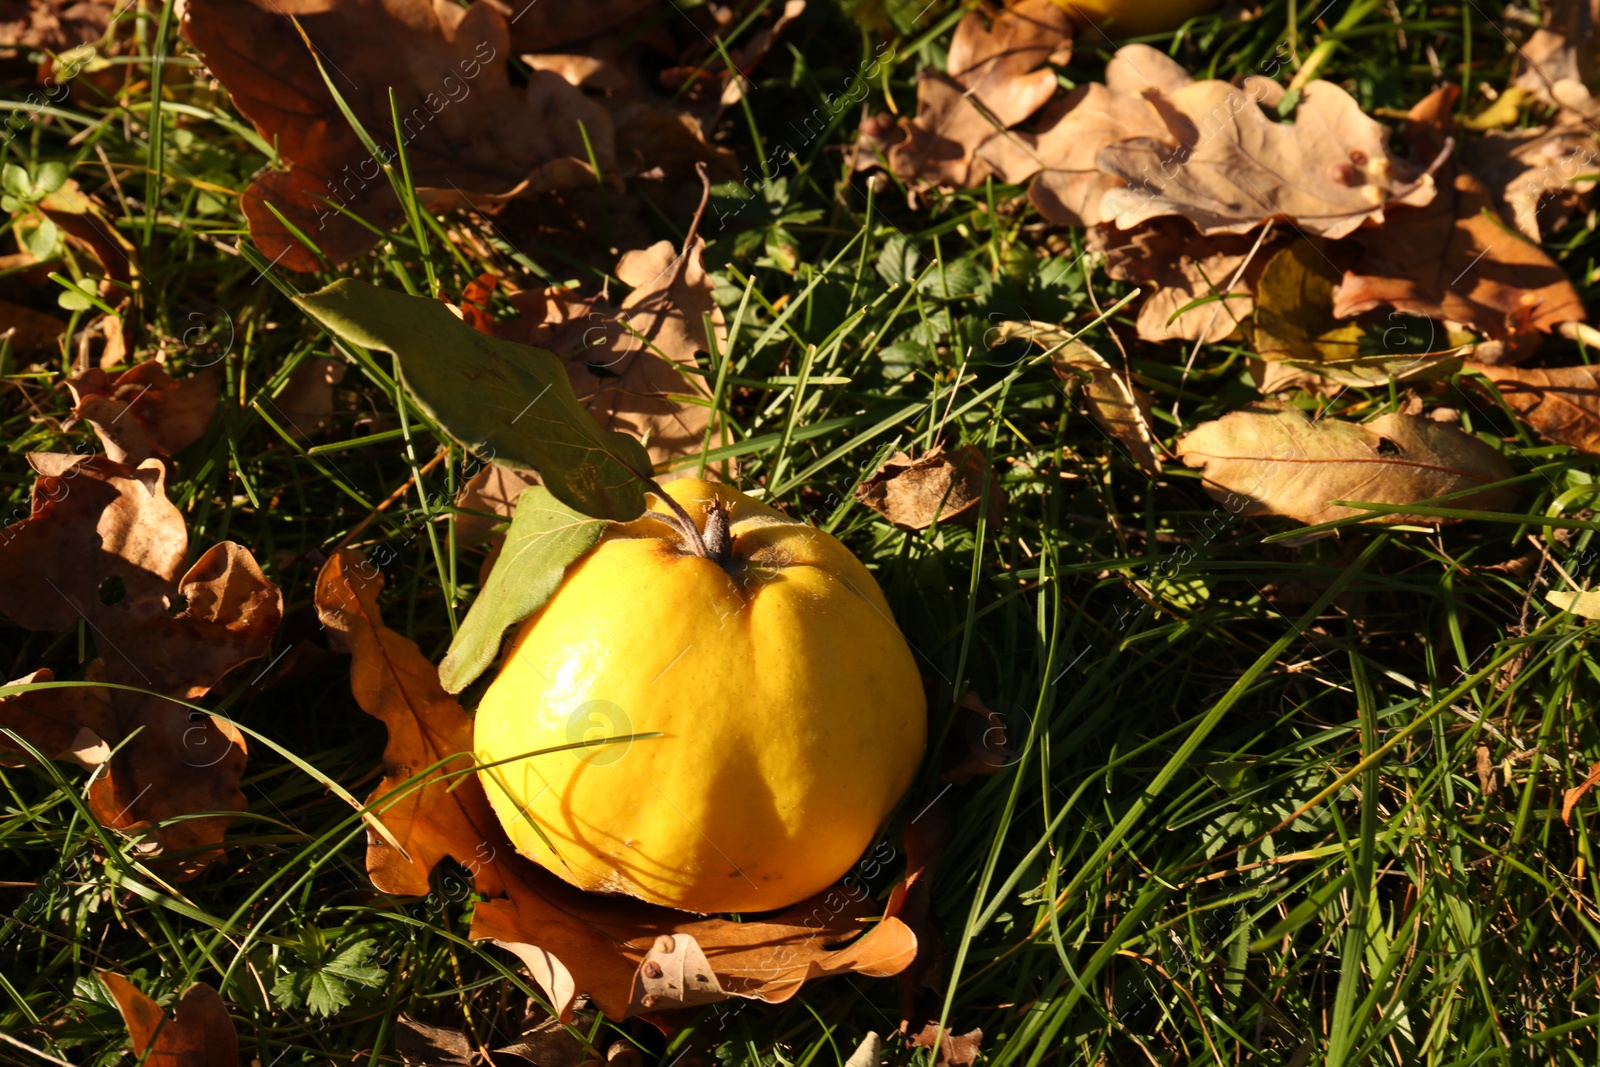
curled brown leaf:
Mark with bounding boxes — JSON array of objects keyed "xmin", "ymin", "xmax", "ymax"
[
  {"xmin": 0, "ymin": 456, "xmax": 281, "ymax": 876},
  {"xmin": 67, "ymin": 361, "xmax": 218, "ymax": 465},
  {"xmin": 855, "ymin": 446, "xmax": 1006, "ymax": 531}
]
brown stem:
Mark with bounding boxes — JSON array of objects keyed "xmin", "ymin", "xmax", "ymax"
[
  {"xmin": 701, "ymin": 500, "xmax": 732, "ymax": 568},
  {"xmin": 647, "ymin": 479, "xmax": 708, "ymax": 558}
]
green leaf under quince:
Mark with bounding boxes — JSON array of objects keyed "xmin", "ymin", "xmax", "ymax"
[
  {"xmin": 439, "ymin": 484, "xmax": 608, "ymax": 694},
  {"xmin": 295, "ymin": 279, "xmax": 653, "ymax": 521}
]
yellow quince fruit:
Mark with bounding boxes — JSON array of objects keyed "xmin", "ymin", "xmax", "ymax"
[{"xmin": 475, "ymin": 478, "xmax": 926, "ymax": 914}]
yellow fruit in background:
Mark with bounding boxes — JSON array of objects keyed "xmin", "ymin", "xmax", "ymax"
[
  {"xmin": 474, "ymin": 478, "xmax": 927, "ymax": 914},
  {"xmin": 1050, "ymin": 0, "xmax": 1220, "ymax": 36}
]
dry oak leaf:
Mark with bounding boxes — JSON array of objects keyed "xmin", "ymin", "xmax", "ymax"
[
  {"xmin": 1462, "ymin": 126, "xmax": 1599, "ymax": 243},
  {"xmin": 494, "ymin": 236, "xmax": 722, "ymax": 470},
  {"xmin": 314, "ymin": 550, "xmax": 917, "ymax": 1021},
  {"xmin": 855, "ymin": 445, "xmax": 1006, "ymax": 530},
  {"xmin": 517, "ymin": 19, "xmax": 743, "ymax": 213},
  {"xmin": 1469, "ymin": 361, "xmax": 1600, "ymax": 453},
  {"xmin": 182, "ymin": 0, "xmax": 612, "ymax": 271},
  {"xmin": 1176, "ymin": 400, "xmax": 1516, "ymax": 526},
  {"xmin": 988, "ymin": 319, "xmax": 1162, "ymax": 473},
  {"xmin": 1088, "ymin": 217, "xmax": 1278, "ymax": 344},
  {"xmin": 67, "ymin": 361, "xmax": 218, "ymax": 465},
  {"xmin": 1095, "ymin": 76, "xmax": 1435, "ymax": 239},
  {"xmin": 99, "ymin": 972, "xmax": 238, "ymax": 1067},
  {"xmin": 1025, "ymin": 45, "xmax": 1189, "ymax": 229},
  {"xmin": 0, "ymin": 453, "xmax": 186, "ymax": 634},
  {"xmin": 395, "ymin": 1012, "xmax": 476, "ymax": 1065},
  {"xmin": 1334, "ymin": 84, "xmax": 1585, "ymax": 357},
  {"xmin": 0, "ymin": 455, "xmax": 280, "ymax": 876},
  {"xmin": 0, "ymin": 0, "xmax": 116, "ymax": 52},
  {"xmin": 886, "ymin": 0, "xmax": 1070, "ymax": 189}
]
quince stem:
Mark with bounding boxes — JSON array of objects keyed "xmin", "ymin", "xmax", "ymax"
[{"xmin": 648, "ymin": 480, "xmax": 709, "ymax": 559}]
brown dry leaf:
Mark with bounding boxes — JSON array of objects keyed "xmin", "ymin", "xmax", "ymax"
[
  {"xmin": 315, "ymin": 550, "xmax": 507, "ymax": 900},
  {"xmin": 492, "ymin": 1013, "xmax": 589, "ymax": 1067},
  {"xmin": 40, "ymin": 179, "xmax": 137, "ymax": 285},
  {"xmin": 1095, "ymin": 76, "xmax": 1435, "ymax": 238},
  {"xmin": 0, "ymin": 0, "xmax": 116, "ymax": 52},
  {"xmin": 1334, "ymin": 86, "xmax": 1585, "ymax": 357},
  {"xmin": 395, "ymin": 1013, "xmax": 475, "ymax": 1065},
  {"xmin": 504, "ymin": 0, "xmax": 655, "ymax": 53},
  {"xmin": 66, "ymin": 361, "xmax": 218, "ymax": 465},
  {"xmin": 1513, "ymin": 0, "xmax": 1599, "ymax": 121},
  {"xmin": 883, "ymin": 797, "xmax": 955, "ymax": 1053},
  {"xmin": 989, "ymin": 320, "xmax": 1161, "ymax": 472},
  {"xmin": 906, "ymin": 1024, "xmax": 984, "ymax": 1067},
  {"xmin": 182, "ymin": 0, "xmax": 612, "ymax": 271},
  {"xmin": 454, "ymin": 462, "xmax": 537, "ymax": 545},
  {"xmin": 1040, "ymin": 328, "xmax": 1162, "ymax": 474},
  {"xmin": 1462, "ymin": 126, "xmax": 1598, "ymax": 243},
  {"xmin": 940, "ymin": 691, "xmax": 1013, "ymax": 786},
  {"xmin": 494, "ymin": 236, "xmax": 722, "ymax": 471},
  {"xmin": 0, "ymin": 456, "xmax": 281, "ymax": 875},
  {"xmin": 1088, "ymin": 218, "xmax": 1277, "ymax": 343},
  {"xmin": 99, "ymin": 973, "xmax": 238, "ymax": 1067},
  {"xmin": 629, "ymin": 933, "xmax": 728, "ymax": 1011},
  {"xmin": 269, "ymin": 355, "xmax": 347, "ymax": 440},
  {"xmin": 1175, "ymin": 400, "xmax": 1517, "ymax": 526},
  {"xmin": 1563, "ymin": 759, "xmax": 1600, "ymax": 825},
  {"xmin": 314, "ymin": 550, "xmax": 919, "ymax": 1022},
  {"xmin": 0, "ymin": 296, "xmax": 65, "ymax": 352},
  {"xmin": 855, "ymin": 445, "xmax": 1006, "ymax": 531},
  {"xmin": 1470, "ymin": 361, "xmax": 1600, "ymax": 453},
  {"xmin": 886, "ymin": 0, "xmax": 1070, "ymax": 189},
  {"xmin": 0, "ymin": 454, "xmax": 185, "ymax": 634},
  {"xmin": 451, "ymin": 271, "xmax": 498, "ymax": 333},
  {"xmin": 1026, "ymin": 46, "xmax": 1188, "ymax": 228}
]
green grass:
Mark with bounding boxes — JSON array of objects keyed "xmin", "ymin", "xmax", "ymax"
[{"xmin": 4, "ymin": 0, "xmax": 1600, "ymax": 1063}]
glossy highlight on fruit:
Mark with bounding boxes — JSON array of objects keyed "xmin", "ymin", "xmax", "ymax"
[
  {"xmin": 474, "ymin": 479, "xmax": 927, "ymax": 914},
  {"xmin": 1051, "ymin": 0, "xmax": 1220, "ymax": 36}
]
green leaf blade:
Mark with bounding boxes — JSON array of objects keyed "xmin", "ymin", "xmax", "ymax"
[
  {"xmin": 294, "ymin": 278, "xmax": 652, "ymax": 520},
  {"xmin": 439, "ymin": 484, "xmax": 609, "ymax": 694}
]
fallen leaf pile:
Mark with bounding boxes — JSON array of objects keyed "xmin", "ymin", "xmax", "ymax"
[
  {"xmin": 853, "ymin": 2, "xmax": 1600, "ymax": 525},
  {"xmin": 181, "ymin": 0, "xmax": 800, "ymax": 271},
  {"xmin": 0, "ymin": 454, "xmax": 281, "ymax": 877},
  {"xmin": 314, "ymin": 550, "xmax": 919, "ymax": 1022}
]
